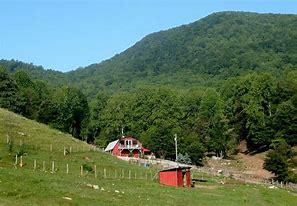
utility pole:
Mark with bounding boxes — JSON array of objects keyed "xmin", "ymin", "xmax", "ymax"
[
  {"xmin": 174, "ymin": 134, "xmax": 178, "ymax": 162},
  {"xmin": 121, "ymin": 127, "xmax": 124, "ymax": 138}
]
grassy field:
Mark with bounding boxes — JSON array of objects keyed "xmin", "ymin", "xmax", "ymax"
[{"xmin": 0, "ymin": 108, "xmax": 296, "ymax": 206}]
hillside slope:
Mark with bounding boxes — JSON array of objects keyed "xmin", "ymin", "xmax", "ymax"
[
  {"xmin": 0, "ymin": 59, "xmax": 67, "ymax": 86},
  {"xmin": 66, "ymin": 11, "xmax": 297, "ymax": 96},
  {"xmin": 2, "ymin": 12, "xmax": 297, "ymax": 97},
  {"xmin": 0, "ymin": 108, "xmax": 297, "ymax": 205}
]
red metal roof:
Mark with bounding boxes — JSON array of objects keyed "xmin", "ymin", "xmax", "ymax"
[
  {"xmin": 142, "ymin": 148, "xmax": 150, "ymax": 152},
  {"xmin": 159, "ymin": 166, "xmax": 191, "ymax": 172}
]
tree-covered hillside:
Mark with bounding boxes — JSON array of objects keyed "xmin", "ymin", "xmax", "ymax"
[
  {"xmin": 0, "ymin": 59, "xmax": 67, "ymax": 86},
  {"xmin": 3, "ymin": 12, "xmax": 297, "ymax": 97},
  {"xmin": 66, "ymin": 11, "xmax": 297, "ymax": 96}
]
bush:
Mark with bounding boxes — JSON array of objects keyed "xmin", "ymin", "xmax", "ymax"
[
  {"xmin": 264, "ymin": 138, "xmax": 295, "ymax": 183},
  {"xmin": 82, "ymin": 164, "xmax": 93, "ymax": 172},
  {"xmin": 177, "ymin": 153, "xmax": 192, "ymax": 164},
  {"xmin": 16, "ymin": 145, "xmax": 28, "ymax": 157}
]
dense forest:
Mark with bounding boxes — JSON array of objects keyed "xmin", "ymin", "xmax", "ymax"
[{"xmin": 0, "ymin": 11, "xmax": 297, "ymax": 182}]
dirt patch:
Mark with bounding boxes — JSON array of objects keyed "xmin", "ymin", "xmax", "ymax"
[
  {"xmin": 237, "ymin": 153, "xmax": 274, "ymax": 180},
  {"xmin": 204, "ymin": 151, "xmax": 274, "ymax": 183}
]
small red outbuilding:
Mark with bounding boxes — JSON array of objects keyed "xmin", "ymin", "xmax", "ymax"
[{"xmin": 159, "ymin": 166, "xmax": 191, "ymax": 187}]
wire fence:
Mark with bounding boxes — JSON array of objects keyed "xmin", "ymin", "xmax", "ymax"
[
  {"xmin": 7, "ymin": 155, "xmax": 158, "ymax": 181},
  {"xmin": 1, "ymin": 137, "xmax": 158, "ymax": 182},
  {"xmin": 194, "ymin": 166, "xmax": 297, "ymax": 191}
]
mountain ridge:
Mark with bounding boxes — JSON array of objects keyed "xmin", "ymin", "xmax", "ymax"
[{"xmin": 1, "ymin": 11, "xmax": 297, "ymax": 96}]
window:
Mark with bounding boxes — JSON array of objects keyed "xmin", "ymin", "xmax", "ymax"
[{"xmin": 125, "ymin": 140, "xmax": 132, "ymax": 146}]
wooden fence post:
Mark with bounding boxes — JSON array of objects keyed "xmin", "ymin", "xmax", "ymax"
[
  {"xmin": 66, "ymin": 164, "xmax": 69, "ymax": 174},
  {"xmin": 122, "ymin": 169, "xmax": 124, "ymax": 179},
  {"xmin": 20, "ymin": 156, "xmax": 23, "ymax": 167},
  {"xmin": 69, "ymin": 147, "xmax": 72, "ymax": 153},
  {"xmin": 15, "ymin": 155, "xmax": 18, "ymax": 165},
  {"xmin": 43, "ymin": 161, "xmax": 45, "ymax": 171},
  {"xmin": 135, "ymin": 171, "xmax": 137, "ymax": 179},
  {"xmin": 104, "ymin": 168, "xmax": 107, "ymax": 178},
  {"xmin": 63, "ymin": 147, "xmax": 66, "ymax": 156},
  {"xmin": 50, "ymin": 144, "xmax": 52, "ymax": 152},
  {"xmin": 33, "ymin": 160, "xmax": 36, "ymax": 170},
  {"xmin": 94, "ymin": 165, "xmax": 97, "ymax": 178},
  {"xmin": 80, "ymin": 165, "xmax": 83, "ymax": 176}
]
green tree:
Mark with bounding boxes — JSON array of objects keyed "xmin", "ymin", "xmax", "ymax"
[
  {"xmin": 52, "ymin": 86, "xmax": 89, "ymax": 139},
  {"xmin": 264, "ymin": 139, "xmax": 296, "ymax": 183},
  {"xmin": 0, "ymin": 67, "xmax": 24, "ymax": 113},
  {"xmin": 222, "ymin": 73, "xmax": 277, "ymax": 151},
  {"xmin": 87, "ymin": 92, "xmax": 110, "ymax": 143},
  {"xmin": 12, "ymin": 71, "xmax": 40, "ymax": 119},
  {"xmin": 273, "ymin": 95, "xmax": 297, "ymax": 145}
]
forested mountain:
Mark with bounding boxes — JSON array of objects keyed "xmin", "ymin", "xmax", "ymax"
[
  {"xmin": 0, "ymin": 59, "xmax": 67, "ymax": 85},
  {"xmin": 66, "ymin": 11, "xmax": 297, "ymax": 96},
  {"xmin": 2, "ymin": 12, "xmax": 297, "ymax": 97}
]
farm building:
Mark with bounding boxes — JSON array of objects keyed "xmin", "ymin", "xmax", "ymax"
[
  {"xmin": 159, "ymin": 166, "xmax": 191, "ymax": 187},
  {"xmin": 104, "ymin": 136, "xmax": 150, "ymax": 158}
]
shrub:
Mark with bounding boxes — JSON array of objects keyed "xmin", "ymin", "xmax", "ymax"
[
  {"xmin": 264, "ymin": 138, "xmax": 295, "ymax": 183},
  {"xmin": 82, "ymin": 163, "xmax": 93, "ymax": 172},
  {"xmin": 177, "ymin": 153, "xmax": 192, "ymax": 165}
]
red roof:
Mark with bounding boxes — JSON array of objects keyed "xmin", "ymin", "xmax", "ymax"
[{"xmin": 142, "ymin": 148, "xmax": 150, "ymax": 153}]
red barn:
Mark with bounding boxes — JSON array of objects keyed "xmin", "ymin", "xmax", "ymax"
[
  {"xmin": 159, "ymin": 166, "xmax": 191, "ymax": 187},
  {"xmin": 104, "ymin": 136, "xmax": 150, "ymax": 158}
]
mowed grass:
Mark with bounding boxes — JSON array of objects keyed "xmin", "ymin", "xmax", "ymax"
[{"xmin": 0, "ymin": 108, "xmax": 296, "ymax": 206}]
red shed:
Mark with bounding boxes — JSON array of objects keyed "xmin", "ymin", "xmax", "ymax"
[{"xmin": 159, "ymin": 166, "xmax": 191, "ymax": 187}]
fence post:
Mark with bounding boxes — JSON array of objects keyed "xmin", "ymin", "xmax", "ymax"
[
  {"xmin": 33, "ymin": 160, "xmax": 36, "ymax": 170},
  {"xmin": 94, "ymin": 165, "xmax": 97, "ymax": 178},
  {"xmin": 15, "ymin": 155, "xmax": 18, "ymax": 168},
  {"xmin": 43, "ymin": 161, "xmax": 45, "ymax": 171},
  {"xmin": 70, "ymin": 147, "xmax": 72, "ymax": 154},
  {"xmin": 135, "ymin": 171, "xmax": 137, "ymax": 179},
  {"xmin": 50, "ymin": 144, "xmax": 52, "ymax": 152},
  {"xmin": 63, "ymin": 147, "xmax": 66, "ymax": 156},
  {"xmin": 80, "ymin": 166, "xmax": 83, "ymax": 176},
  {"xmin": 122, "ymin": 169, "xmax": 124, "ymax": 179},
  {"xmin": 104, "ymin": 168, "xmax": 107, "ymax": 178},
  {"xmin": 66, "ymin": 164, "xmax": 69, "ymax": 174},
  {"xmin": 20, "ymin": 156, "xmax": 23, "ymax": 167},
  {"xmin": 115, "ymin": 169, "xmax": 117, "ymax": 179},
  {"xmin": 129, "ymin": 170, "xmax": 131, "ymax": 179}
]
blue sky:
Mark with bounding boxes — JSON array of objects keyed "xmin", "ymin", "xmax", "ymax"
[{"xmin": 1, "ymin": 0, "xmax": 296, "ymax": 72}]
